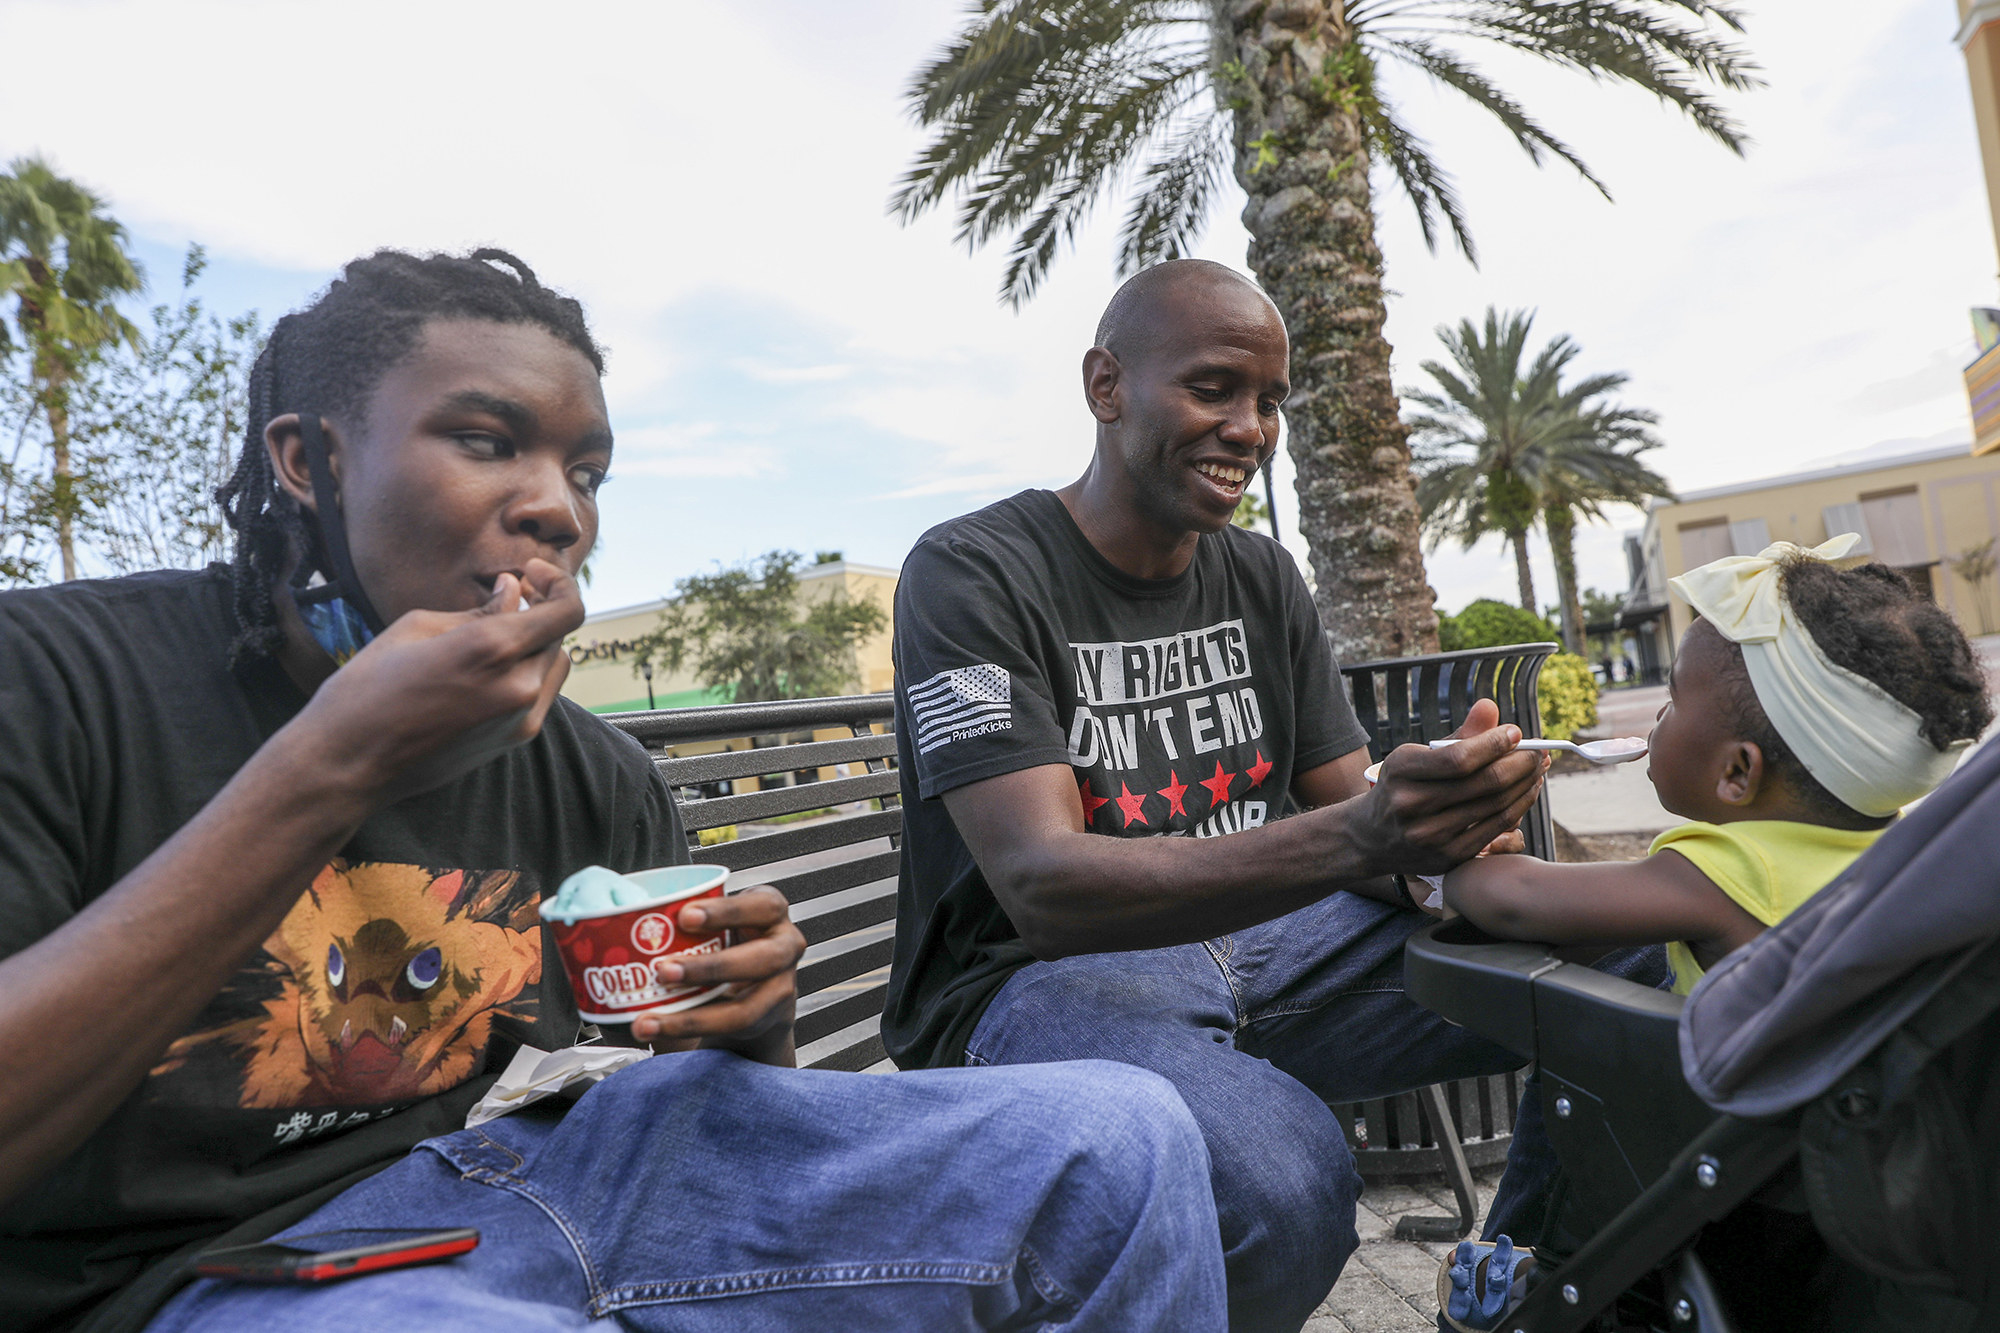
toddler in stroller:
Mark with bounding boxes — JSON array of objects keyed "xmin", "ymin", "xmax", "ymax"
[{"xmin": 1424, "ymin": 536, "xmax": 1994, "ymax": 1330}]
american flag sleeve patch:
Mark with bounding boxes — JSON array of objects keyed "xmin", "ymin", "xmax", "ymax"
[{"xmin": 907, "ymin": 663, "xmax": 1013, "ymax": 754}]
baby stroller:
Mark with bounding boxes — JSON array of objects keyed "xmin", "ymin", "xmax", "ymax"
[{"xmin": 1405, "ymin": 734, "xmax": 2000, "ymax": 1332}]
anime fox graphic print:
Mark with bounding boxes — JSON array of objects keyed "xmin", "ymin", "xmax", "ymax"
[{"xmin": 151, "ymin": 860, "xmax": 543, "ymax": 1111}]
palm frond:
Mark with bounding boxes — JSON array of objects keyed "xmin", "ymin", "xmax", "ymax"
[
  {"xmin": 1375, "ymin": 1, "xmax": 1760, "ymax": 153},
  {"xmin": 1115, "ymin": 115, "xmax": 1231, "ymax": 275},
  {"xmin": 1357, "ymin": 92, "xmax": 1476, "ymax": 259},
  {"xmin": 894, "ymin": 0, "xmax": 1211, "ymax": 303},
  {"xmin": 895, "ymin": 0, "xmax": 1758, "ymax": 306},
  {"xmin": 1374, "ymin": 38, "xmax": 1610, "ymax": 197}
]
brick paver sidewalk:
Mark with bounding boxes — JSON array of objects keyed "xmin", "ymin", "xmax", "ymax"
[{"xmin": 1307, "ymin": 1165, "xmax": 1504, "ymax": 1331}]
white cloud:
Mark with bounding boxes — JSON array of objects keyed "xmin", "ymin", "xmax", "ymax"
[
  {"xmin": 730, "ymin": 360, "xmax": 855, "ymax": 384},
  {"xmin": 610, "ymin": 424, "xmax": 783, "ymax": 481}
]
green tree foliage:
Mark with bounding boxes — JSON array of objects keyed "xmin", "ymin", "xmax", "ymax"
[
  {"xmin": 0, "ymin": 157, "xmax": 144, "ymax": 581},
  {"xmin": 0, "ymin": 245, "xmax": 258, "ymax": 585},
  {"xmin": 630, "ymin": 550, "xmax": 890, "ymax": 705},
  {"xmin": 1536, "ymin": 651, "xmax": 1600, "ymax": 742},
  {"xmin": 893, "ymin": 0, "xmax": 1753, "ymax": 660},
  {"xmin": 76, "ymin": 247, "xmax": 258, "ymax": 574},
  {"xmin": 1409, "ymin": 308, "xmax": 1669, "ymax": 643},
  {"xmin": 1436, "ymin": 598, "xmax": 1558, "ymax": 651},
  {"xmin": 1231, "ymin": 488, "xmax": 1269, "ymax": 533}
]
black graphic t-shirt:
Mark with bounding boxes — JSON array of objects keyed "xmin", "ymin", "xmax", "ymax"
[
  {"xmin": 0, "ymin": 568, "xmax": 686, "ymax": 1333},
  {"xmin": 883, "ymin": 490, "xmax": 1369, "ymax": 1069}
]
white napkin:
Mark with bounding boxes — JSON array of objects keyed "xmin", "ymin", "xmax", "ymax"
[{"xmin": 465, "ymin": 1043, "xmax": 653, "ymax": 1128}]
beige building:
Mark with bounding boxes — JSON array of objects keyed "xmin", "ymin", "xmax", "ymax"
[
  {"xmin": 560, "ymin": 560, "xmax": 899, "ymax": 715},
  {"xmin": 1619, "ymin": 443, "xmax": 2000, "ymax": 675},
  {"xmin": 1961, "ymin": 1, "xmax": 2000, "ymax": 452}
]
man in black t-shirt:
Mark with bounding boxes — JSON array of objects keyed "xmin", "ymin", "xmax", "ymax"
[
  {"xmin": 0, "ymin": 251, "xmax": 1226, "ymax": 1333},
  {"xmin": 886, "ymin": 261, "xmax": 1640, "ymax": 1330}
]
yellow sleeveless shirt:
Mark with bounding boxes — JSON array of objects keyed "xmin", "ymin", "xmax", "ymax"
[{"xmin": 1650, "ymin": 820, "xmax": 1884, "ymax": 995}]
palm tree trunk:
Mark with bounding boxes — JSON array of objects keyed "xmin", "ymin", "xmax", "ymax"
[
  {"xmin": 1509, "ymin": 528, "xmax": 1536, "ymax": 614},
  {"xmin": 1544, "ymin": 502, "xmax": 1585, "ymax": 654},
  {"xmin": 1223, "ymin": 1, "xmax": 1437, "ymax": 663},
  {"xmin": 28, "ymin": 330, "xmax": 79, "ymax": 582},
  {"xmin": 46, "ymin": 366, "xmax": 76, "ymax": 582}
]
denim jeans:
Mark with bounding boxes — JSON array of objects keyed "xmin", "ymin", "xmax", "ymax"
[
  {"xmin": 148, "ymin": 1050, "xmax": 1227, "ymax": 1332},
  {"xmin": 966, "ymin": 892, "xmax": 1668, "ymax": 1332}
]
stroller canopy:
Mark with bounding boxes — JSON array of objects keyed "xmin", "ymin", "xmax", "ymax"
[{"xmin": 1681, "ymin": 736, "xmax": 2000, "ymax": 1119}]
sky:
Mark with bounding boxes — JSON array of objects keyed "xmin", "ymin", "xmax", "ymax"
[{"xmin": 0, "ymin": 0, "xmax": 1991, "ymax": 620}]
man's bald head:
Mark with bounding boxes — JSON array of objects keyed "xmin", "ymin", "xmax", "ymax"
[{"xmin": 1093, "ymin": 260, "xmax": 1283, "ymax": 366}]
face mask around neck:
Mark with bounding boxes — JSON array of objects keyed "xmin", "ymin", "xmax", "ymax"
[{"xmin": 296, "ymin": 592, "xmax": 376, "ymax": 665}]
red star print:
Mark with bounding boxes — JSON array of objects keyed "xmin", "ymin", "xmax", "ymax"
[
  {"xmin": 1078, "ymin": 777, "xmax": 1110, "ymax": 826},
  {"xmin": 1245, "ymin": 749, "xmax": 1273, "ymax": 790},
  {"xmin": 1113, "ymin": 781, "xmax": 1151, "ymax": 828},
  {"xmin": 1198, "ymin": 761, "xmax": 1235, "ymax": 809},
  {"xmin": 1157, "ymin": 770, "xmax": 1189, "ymax": 819}
]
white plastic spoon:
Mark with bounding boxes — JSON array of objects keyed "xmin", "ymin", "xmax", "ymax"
[{"xmin": 1428, "ymin": 736, "xmax": 1648, "ymax": 765}]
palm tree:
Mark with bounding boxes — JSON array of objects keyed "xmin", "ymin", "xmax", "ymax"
[
  {"xmin": 1540, "ymin": 456, "xmax": 1672, "ymax": 653},
  {"xmin": 0, "ymin": 157, "xmax": 144, "ymax": 581},
  {"xmin": 1409, "ymin": 307, "xmax": 1667, "ymax": 647},
  {"xmin": 894, "ymin": 1, "xmax": 1755, "ymax": 661}
]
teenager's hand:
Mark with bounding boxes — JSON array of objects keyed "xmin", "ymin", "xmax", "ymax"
[
  {"xmin": 291, "ymin": 558, "xmax": 583, "ymax": 803},
  {"xmin": 631, "ymin": 886, "xmax": 805, "ymax": 1067},
  {"xmin": 1355, "ymin": 699, "xmax": 1549, "ymax": 875}
]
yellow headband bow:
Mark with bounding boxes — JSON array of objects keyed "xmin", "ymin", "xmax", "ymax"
[{"xmin": 1669, "ymin": 534, "xmax": 1967, "ymax": 817}]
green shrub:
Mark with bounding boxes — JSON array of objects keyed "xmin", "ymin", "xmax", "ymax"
[
  {"xmin": 1536, "ymin": 652, "xmax": 1599, "ymax": 742},
  {"xmin": 1437, "ymin": 599, "xmax": 1560, "ymax": 651}
]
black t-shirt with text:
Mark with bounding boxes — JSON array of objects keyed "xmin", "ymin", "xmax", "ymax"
[
  {"xmin": 883, "ymin": 490, "xmax": 1369, "ymax": 1069},
  {"xmin": 0, "ymin": 568, "xmax": 686, "ymax": 1333}
]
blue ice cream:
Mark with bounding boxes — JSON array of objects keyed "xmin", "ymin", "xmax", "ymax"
[
  {"xmin": 542, "ymin": 865, "xmax": 639, "ymax": 924},
  {"xmin": 541, "ymin": 864, "xmax": 729, "ymax": 925}
]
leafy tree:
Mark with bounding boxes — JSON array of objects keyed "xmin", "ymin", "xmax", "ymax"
[
  {"xmin": 0, "ymin": 157, "xmax": 144, "ymax": 580},
  {"xmin": 1436, "ymin": 597, "xmax": 1557, "ymax": 651},
  {"xmin": 1230, "ymin": 487, "xmax": 1269, "ymax": 533},
  {"xmin": 630, "ymin": 550, "xmax": 890, "ymax": 705},
  {"xmin": 73, "ymin": 246, "xmax": 259, "ymax": 574},
  {"xmin": 1409, "ymin": 308, "xmax": 1667, "ymax": 644},
  {"xmin": 894, "ymin": 0, "xmax": 1755, "ymax": 661},
  {"xmin": 1949, "ymin": 538, "xmax": 1997, "ymax": 637},
  {"xmin": 0, "ymin": 245, "xmax": 258, "ymax": 585}
]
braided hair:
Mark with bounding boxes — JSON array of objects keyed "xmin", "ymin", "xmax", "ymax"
[
  {"xmin": 215, "ymin": 248, "xmax": 604, "ymax": 662},
  {"xmin": 1716, "ymin": 558, "xmax": 1994, "ymax": 825}
]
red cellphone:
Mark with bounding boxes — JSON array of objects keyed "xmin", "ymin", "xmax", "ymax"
[{"xmin": 193, "ymin": 1228, "xmax": 480, "ymax": 1283}]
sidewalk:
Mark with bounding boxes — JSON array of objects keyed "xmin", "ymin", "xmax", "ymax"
[
  {"xmin": 1308, "ymin": 1167, "xmax": 1504, "ymax": 1330},
  {"xmin": 1548, "ymin": 683, "xmax": 1674, "ymax": 835}
]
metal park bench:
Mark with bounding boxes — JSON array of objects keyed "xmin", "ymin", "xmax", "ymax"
[
  {"xmin": 602, "ymin": 638, "xmax": 1563, "ymax": 1236},
  {"xmin": 1333, "ymin": 640, "xmax": 1561, "ymax": 1239},
  {"xmin": 607, "ymin": 693, "xmax": 904, "ymax": 1072}
]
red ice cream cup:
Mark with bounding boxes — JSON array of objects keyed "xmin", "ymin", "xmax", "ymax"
[{"xmin": 540, "ymin": 865, "xmax": 732, "ymax": 1024}]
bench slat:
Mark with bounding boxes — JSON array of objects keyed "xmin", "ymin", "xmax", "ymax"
[
  {"xmin": 762, "ymin": 849, "xmax": 900, "ymax": 907},
  {"xmin": 795, "ymin": 890, "xmax": 898, "ymax": 947},
  {"xmin": 797, "ymin": 936, "xmax": 896, "ymax": 996},
  {"xmin": 691, "ymin": 809, "xmax": 903, "ymax": 871},
  {"xmin": 657, "ymin": 733, "xmax": 898, "ymax": 786},
  {"xmin": 799, "ymin": 1018, "xmax": 888, "ymax": 1073},
  {"xmin": 795, "ymin": 982, "xmax": 890, "ymax": 1045},
  {"xmin": 680, "ymin": 771, "xmax": 901, "ymax": 831},
  {"xmin": 609, "ymin": 694, "xmax": 896, "ymax": 749}
]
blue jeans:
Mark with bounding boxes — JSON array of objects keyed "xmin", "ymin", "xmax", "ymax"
[
  {"xmin": 148, "ymin": 1051, "xmax": 1226, "ymax": 1332},
  {"xmin": 966, "ymin": 893, "xmax": 1667, "ymax": 1332}
]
